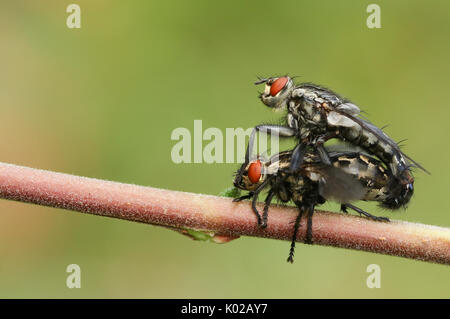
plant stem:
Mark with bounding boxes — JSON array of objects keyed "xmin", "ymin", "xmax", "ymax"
[{"xmin": 0, "ymin": 162, "xmax": 449, "ymax": 265}]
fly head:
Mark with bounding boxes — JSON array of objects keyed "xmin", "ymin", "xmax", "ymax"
[{"xmin": 255, "ymin": 76, "xmax": 294, "ymax": 110}]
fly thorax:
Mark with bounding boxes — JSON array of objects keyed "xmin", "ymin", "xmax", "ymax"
[{"xmin": 287, "ymin": 113, "xmax": 298, "ymax": 130}]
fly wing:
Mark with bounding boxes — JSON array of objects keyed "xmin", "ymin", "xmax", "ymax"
[
  {"xmin": 306, "ymin": 83, "xmax": 429, "ymax": 173},
  {"xmin": 331, "ymin": 107, "xmax": 429, "ymax": 174},
  {"xmin": 324, "ymin": 143, "xmax": 371, "ymax": 158},
  {"xmin": 335, "ymin": 102, "xmax": 361, "ymax": 116},
  {"xmin": 308, "ymin": 165, "xmax": 367, "ymax": 203}
]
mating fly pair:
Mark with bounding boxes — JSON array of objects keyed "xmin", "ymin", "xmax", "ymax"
[
  {"xmin": 246, "ymin": 76, "xmax": 429, "ymax": 209},
  {"xmin": 236, "ymin": 75, "xmax": 427, "ymax": 262}
]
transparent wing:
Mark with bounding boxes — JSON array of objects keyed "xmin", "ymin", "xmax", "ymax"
[
  {"xmin": 308, "ymin": 165, "xmax": 367, "ymax": 203},
  {"xmin": 301, "ymin": 83, "xmax": 428, "ymax": 174},
  {"xmin": 324, "ymin": 143, "xmax": 372, "ymax": 158}
]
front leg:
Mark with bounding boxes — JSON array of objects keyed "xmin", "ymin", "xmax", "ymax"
[
  {"xmin": 232, "ymin": 192, "xmax": 254, "ymax": 202},
  {"xmin": 245, "ymin": 124, "xmax": 296, "ymax": 164},
  {"xmin": 249, "ymin": 177, "xmax": 274, "ymax": 227},
  {"xmin": 261, "ymin": 189, "xmax": 275, "ymax": 228},
  {"xmin": 251, "ymin": 194, "xmax": 262, "ymax": 226},
  {"xmin": 232, "ymin": 191, "xmax": 262, "ymax": 225}
]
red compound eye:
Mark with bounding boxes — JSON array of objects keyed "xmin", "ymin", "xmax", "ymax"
[
  {"xmin": 270, "ymin": 77, "xmax": 288, "ymax": 96},
  {"xmin": 248, "ymin": 160, "xmax": 262, "ymax": 184}
]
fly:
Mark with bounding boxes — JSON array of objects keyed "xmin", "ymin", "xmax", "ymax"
[
  {"xmin": 245, "ymin": 76, "xmax": 428, "ymax": 209},
  {"xmin": 234, "ymin": 147, "xmax": 394, "ymax": 263}
]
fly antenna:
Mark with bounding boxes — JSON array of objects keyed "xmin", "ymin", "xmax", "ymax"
[{"xmin": 255, "ymin": 76, "xmax": 268, "ymax": 85}]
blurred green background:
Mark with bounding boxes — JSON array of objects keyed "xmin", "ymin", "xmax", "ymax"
[{"xmin": 0, "ymin": 1, "xmax": 449, "ymax": 298}]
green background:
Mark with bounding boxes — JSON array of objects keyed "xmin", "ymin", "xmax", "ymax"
[{"xmin": 0, "ymin": 1, "xmax": 449, "ymax": 298}]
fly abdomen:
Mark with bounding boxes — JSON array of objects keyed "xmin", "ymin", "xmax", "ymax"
[
  {"xmin": 310, "ymin": 152, "xmax": 392, "ymax": 205},
  {"xmin": 339, "ymin": 125, "xmax": 414, "ymax": 209},
  {"xmin": 340, "ymin": 126, "xmax": 398, "ymax": 173},
  {"xmin": 381, "ymin": 169, "xmax": 414, "ymax": 209},
  {"xmin": 341, "ymin": 125, "xmax": 380, "ymax": 154}
]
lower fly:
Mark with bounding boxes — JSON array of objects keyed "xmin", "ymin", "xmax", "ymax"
[{"xmin": 233, "ymin": 147, "xmax": 393, "ymax": 263}]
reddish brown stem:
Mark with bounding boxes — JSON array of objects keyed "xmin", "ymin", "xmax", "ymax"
[{"xmin": 0, "ymin": 162, "xmax": 449, "ymax": 265}]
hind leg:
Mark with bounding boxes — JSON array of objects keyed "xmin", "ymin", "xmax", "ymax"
[{"xmin": 342, "ymin": 203, "xmax": 390, "ymax": 222}]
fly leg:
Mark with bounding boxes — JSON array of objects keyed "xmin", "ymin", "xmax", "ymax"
[
  {"xmin": 313, "ymin": 132, "xmax": 338, "ymax": 166},
  {"xmin": 287, "ymin": 203, "xmax": 305, "ymax": 263},
  {"xmin": 261, "ymin": 189, "xmax": 275, "ymax": 228},
  {"xmin": 232, "ymin": 192, "xmax": 254, "ymax": 202},
  {"xmin": 305, "ymin": 203, "xmax": 315, "ymax": 244},
  {"xmin": 340, "ymin": 204, "xmax": 349, "ymax": 213},
  {"xmin": 289, "ymin": 143, "xmax": 306, "ymax": 172},
  {"xmin": 291, "ymin": 131, "xmax": 337, "ymax": 171},
  {"xmin": 316, "ymin": 145, "xmax": 331, "ymax": 165},
  {"xmin": 342, "ymin": 203, "xmax": 390, "ymax": 222},
  {"xmin": 247, "ymin": 177, "xmax": 274, "ymax": 227},
  {"xmin": 251, "ymin": 191, "xmax": 262, "ymax": 226},
  {"xmin": 245, "ymin": 125, "xmax": 296, "ymax": 164}
]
